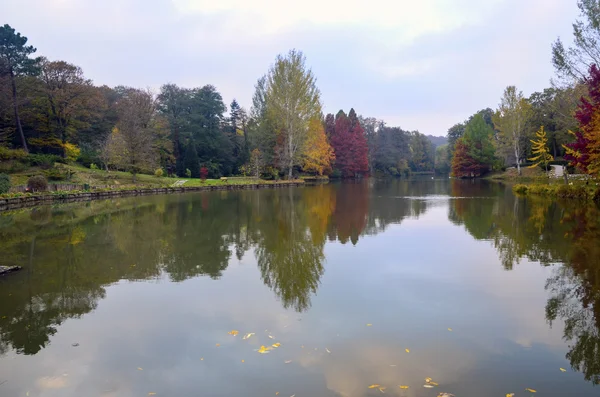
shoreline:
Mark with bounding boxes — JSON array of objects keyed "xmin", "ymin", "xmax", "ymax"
[{"xmin": 0, "ymin": 181, "xmax": 305, "ymax": 212}]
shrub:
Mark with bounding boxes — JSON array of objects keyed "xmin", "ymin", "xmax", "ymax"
[
  {"xmin": 44, "ymin": 168, "xmax": 68, "ymax": 181},
  {"xmin": 0, "ymin": 147, "xmax": 28, "ymax": 161},
  {"xmin": 0, "ymin": 173, "xmax": 10, "ymax": 194},
  {"xmin": 200, "ymin": 166, "xmax": 208, "ymax": 181},
  {"xmin": 512, "ymin": 184, "xmax": 528, "ymax": 194},
  {"xmin": 330, "ymin": 169, "xmax": 342, "ymax": 179},
  {"xmin": 27, "ymin": 175, "xmax": 48, "ymax": 192},
  {"xmin": 185, "ymin": 168, "xmax": 192, "ymax": 178},
  {"xmin": 90, "ymin": 163, "xmax": 99, "ymax": 170},
  {"xmin": 154, "ymin": 168, "xmax": 164, "ymax": 177},
  {"xmin": 26, "ymin": 153, "xmax": 62, "ymax": 169}
]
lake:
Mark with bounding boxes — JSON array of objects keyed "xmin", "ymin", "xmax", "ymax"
[{"xmin": 0, "ymin": 179, "xmax": 598, "ymax": 397}]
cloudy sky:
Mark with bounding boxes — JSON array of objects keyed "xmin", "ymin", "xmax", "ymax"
[{"xmin": 2, "ymin": 0, "xmax": 579, "ymax": 136}]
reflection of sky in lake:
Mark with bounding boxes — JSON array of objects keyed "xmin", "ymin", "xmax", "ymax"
[{"xmin": 0, "ymin": 181, "xmax": 597, "ymax": 397}]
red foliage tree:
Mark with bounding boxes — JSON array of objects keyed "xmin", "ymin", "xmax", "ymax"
[
  {"xmin": 565, "ymin": 64, "xmax": 600, "ymax": 172},
  {"xmin": 451, "ymin": 138, "xmax": 481, "ymax": 177},
  {"xmin": 329, "ymin": 109, "xmax": 369, "ymax": 178},
  {"xmin": 200, "ymin": 166, "xmax": 209, "ymax": 181}
]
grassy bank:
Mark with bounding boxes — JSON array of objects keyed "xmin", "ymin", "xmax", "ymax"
[{"xmin": 513, "ymin": 182, "xmax": 600, "ymax": 201}]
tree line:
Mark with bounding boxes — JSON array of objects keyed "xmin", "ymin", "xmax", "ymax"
[
  {"xmin": 441, "ymin": 0, "xmax": 600, "ymax": 179},
  {"xmin": 1, "ymin": 26, "xmax": 436, "ymax": 182}
]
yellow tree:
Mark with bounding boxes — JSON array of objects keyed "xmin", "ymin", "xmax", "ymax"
[
  {"xmin": 302, "ymin": 118, "xmax": 335, "ymax": 176},
  {"xmin": 528, "ymin": 126, "xmax": 554, "ymax": 173}
]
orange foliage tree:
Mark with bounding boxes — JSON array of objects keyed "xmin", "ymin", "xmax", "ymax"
[{"xmin": 302, "ymin": 118, "xmax": 335, "ymax": 175}]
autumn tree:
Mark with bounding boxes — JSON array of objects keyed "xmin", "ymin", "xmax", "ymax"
[
  {"xmin": 110, "ymin": 88, "xmax": 159, "ymax": 182},
  {"xmin": 329, "ymin": 110, "xmax": 369, "ymax": 178},
  {"xmin": 451, "ymin": 138, "xmax": 478, "ymax": 177},
  {"xmin": 302, "ymin": 118, "xmax": 335, "ymax": 175},
  {"xmin": 266, "ymin": 50, "xmax": 322, "ymax": 179},
  {"xmin": 563, "ymin": 64, "xmax": 600, "ymax": 174},
  {"xmin": 528, "ymin": 126, "xmax": 554, "ymax": 173},
  {"xmin": 493, "ymin": 86, "xmax": 532, "ymax": 174},
  {"xmin": 0, "ymin": 24, "xmax": 40, "ymax": 152},
  {"xmin": 451, "ymin": 113, "xmax": 495, "ymax": 177},
  {"xmin": 35, "ymin": 59, "xmax": 105, "ymax": 158}
]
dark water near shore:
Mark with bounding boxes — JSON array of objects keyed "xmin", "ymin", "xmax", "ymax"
[{"xmin": 0, "ymin": 179, "xmax": 598, "ymax": 397}]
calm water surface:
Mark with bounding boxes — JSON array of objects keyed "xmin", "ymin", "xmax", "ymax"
[{"xmin": 0, "ymin": 180, "xmax": 599, "ymax": 397}]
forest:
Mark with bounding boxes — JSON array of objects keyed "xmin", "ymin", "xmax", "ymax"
[
  {"xmin": 0, "ymin": 27, "xmax": 437, "ymax": 188},
  {"xmin": 439, "ymin": 0, "xmax": 600, "ymax": 180}
]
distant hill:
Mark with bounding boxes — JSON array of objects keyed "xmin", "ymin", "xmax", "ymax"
[{"xmin": 425, "ymin": 135, "xmax": 448, "ymax": 148}]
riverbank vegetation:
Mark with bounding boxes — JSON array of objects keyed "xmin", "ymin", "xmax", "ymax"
[
  {"xmin": 1, "ymin": 25, "xmax": 441, "ymax": 196},
  {"xmin": 442, "ymin": 0, "xmax": 600, "ymax": 187}
]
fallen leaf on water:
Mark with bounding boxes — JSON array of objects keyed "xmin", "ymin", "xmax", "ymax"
[
  {"xmin": 560, "ymin": 368, "xmax": 567, "ymax": 372},
  {"xmin": 425, "ymin": 378, "xmax": 432, "ymax": 383},
  {"xmin": 423, "ymin": 385, "xmax": 434, "ymax": 388},
  {"xmin": 285, "ymin": 360, "xmax": 292, "ymax": 364},
  {"xmin": 228, "ymin": 330, "xmax": 239, "ymax": 336},
  {"xmin": 137, "ymin": 367, "xmax": 143, "ymax": 371},
  {"xmin": 268, "ymin": 335, "xmax": 274, "ymax": 339},
  {"xmin": 301, "ymin": 346, "xmax": 304, "ymax": 349},
  {"xmin": 448, "ymin": 328, "xmax": 453, "ymax": 332},
  {"xmin": 506, "ymin": 394, "xmax": 515, "ymax": 397},
  {"xmin": 405, "ymin": 349, "xmax": 410, "ymax": 353},
  {"xmin": 437, "ymin": 394, "xmax": 454, "ymax": 397},
  {"xmin": 257, "ymin": 345, "xmax": 272, "ymax": 354},
  {"xmin": 368, "ymin": 384, "xmax": 381, "ymax": 389},
  {"xmin": 242, "ymin": 333, "xmax": 255, "ymax": 340},
  {"xmin": 276, "ymin": 392, "xmax": 279, "ymax": 395},
  {"xmin": 241, "ymin": 360, "xmax": 245, "ymax": 363},
  {"xmin": 326, "ymin": 348, "xmax": 331, "ymax": 353},
  {"xmin": 399, "ymin": 385, "xmax": 409, "ymax": 389},
  {"xmin": 379, "ymin": 386, "xmax": 386, "ymax": 393},
  {"xmin": 216, "ymin": 344, "xmax": 220, "ymax": 347},
  {"xmin": 525, "ymin": 388, "xmax": 537, "ymax": 393},
  {"xmin": 429, "ymin": 381, "xmax": 439, "ymax": 386},
  {"xmin": 148, "ymin": 393, "xmax": 156, "ymax": 396},
  {"xmin": 367, "ymin": 324, "xmax": 372, "ymax": 327},
  {"xmin": 291, "ymin": 395, "xmax": 295, "ymax": 397},
  {"xmin": 26, "ymin": 392, "xmax": 29, "ymax": 396},
  {"xmin": 200, "ymin": 358, "xmax": 204, "ymax": 361},
  {"xmin": 272, "ymin": 343, "xmax": 281, "ymax": 348},
  {"xmin": 389, "ymin": 364, "xmax": 397, "ymax": 367}
]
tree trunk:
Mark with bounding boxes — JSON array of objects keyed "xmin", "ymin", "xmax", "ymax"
[{"xmin": 10, "ymin": 70, "xmax": 28, "ymax": 152}]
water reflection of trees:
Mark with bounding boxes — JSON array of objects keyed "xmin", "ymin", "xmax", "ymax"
[
  {"xmin": 0, "ymin": 181, "xmax": 447, "ymax": 356},
  {"xmin": 449, "ymin": 182, "xmax": 600, "ymax": 384}
]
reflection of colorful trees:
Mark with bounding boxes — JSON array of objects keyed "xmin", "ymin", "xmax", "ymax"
[
  {"xmin": 329, "ymin": 182, "xmax": 369, "ymax": 245},
  {"xmin": 449, "ymin": 184, "xmax": 600, "ymax": 384}
]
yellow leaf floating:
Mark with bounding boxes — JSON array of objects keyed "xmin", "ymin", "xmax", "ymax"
[
  {"xmin": 378, "ymin": 386, "xmax": 386, "ymax": 393},
  {"xmin": 228, "ymin": 330, "xmax": 239, "ymax": 336},
  {"xmin": 272, "ymin": 343, "xmax": 281, "ymax": 348},
  {"xmin": 399, "ymin": 385, "xmax": 409, "ymax": 389},
  {"xmin": 367, "ymin": 324, "xmax": 372, "ymax": 327},
  {"xmin": 137, "ymin": 367, "xmax": 143, "ymax": 371},
  {"xmin": 405, "ymin": 349, "xmax": 410, "ymax": 353},
  {"xmin": 241, "ymin": 360, "xmax": 245, "ymax": 363},
  {"xmin": 429, "ymin": 381, "xmax": 439, "ymax": 386},
  {"xmin": 326, "ymin": 348, "xmax": 331, "ymax": 353},
  {"xmin": 200, "ymin": 358, "xmax": 204, "ymax": 361},
  {"xmin": 560, "ymin": 368, "xmax": 567, "ymax": 372},
  {"xmin": 257, "ymin": 345, "xmax": 273, "ymax": 354},
  {"xmin": 525, "ymin": 388, "xmax": 537, "ymax": 393},
  {"xmin": 368, "ymin": 384, "xmax": 381, "ymax": 389},
  {"xmin": 242, "ymin": 333, "xmax": 255, "ymax": 340},
  {"xmin": 448, "ymin": 328, "xmax": 453, "ymax": 331},
  {"xmin": 425, "ymin": 378, "xmax": 432, "ymax": 383},
  {"xmin": 216, "ymin": 344, "xmax": 220, "ymax": 347},
  {"xmin": 148, "ymin": 394, "xmax": 156, "ymax": 396},
  {"xmin": 284, "ymin": 360, "xmax": 292, "ymax": 364},
  {"xmin": 423, "ymin": 385, "xmax": 434, "ymax": 388},
  {"xmin": 506, "ymin": 394, "xmax": 515, "ymax": 397}
]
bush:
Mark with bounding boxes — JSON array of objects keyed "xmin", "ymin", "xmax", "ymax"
[
  {"xmin": 27, "ymin": 175, "xmax": 48, "ymax": 192},
  {"xmin": 185, "ymin": 168, "xmax": 192, "ymax": 178},
  {"xmin": 44, "ymin": 168, "xmax": 68, "ymax": 181},
  {"xmin": 154, "ymin": 168, "xmax": 164, "ymax": 177},
  {"xmin": 512, "ymin": 184, "xmax": 528, "ymax": 194},
  {"xmin": 90, "ymin": 163, "xmax": 99, "ymax": 170},
  {"xmin": 26, "ymin": 153, "xmax": 62, "ymax": 169},
  {"xmin": 0, "ymin": 173, "xmax": 10, "ymax": 194},
  {"xmin": 330, "ymin": 169, "xmax": 342, "ymax": 179},
  {"xmin": 0, "ymin": 147, "xmax": 28, "ymax": 161},
  {"xmin": 200, "ymin": 166, "xmax": 208, "ymax": 181}
]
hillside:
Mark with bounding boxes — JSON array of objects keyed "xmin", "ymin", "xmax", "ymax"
[{"xmin": 425, "ymin": 135, "xmax": 448, "ymax": 148}]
